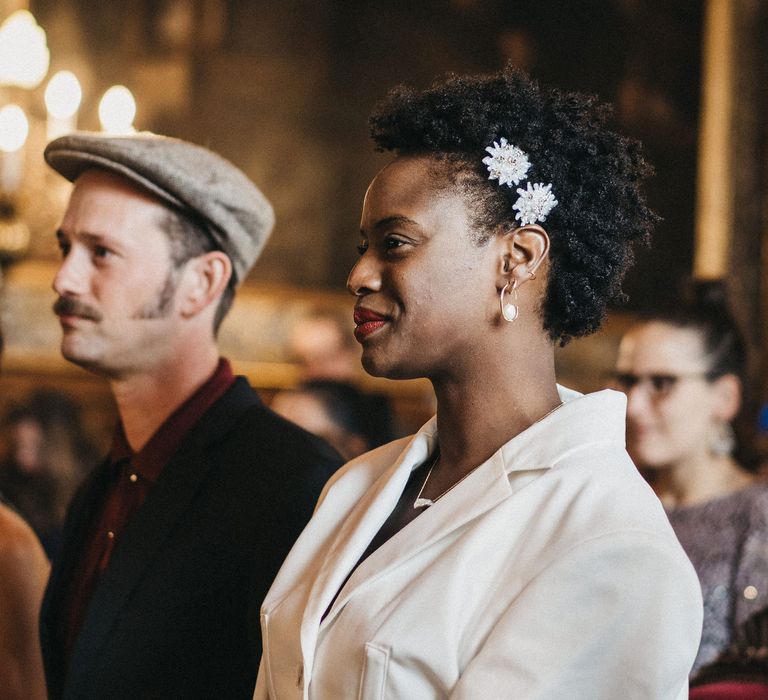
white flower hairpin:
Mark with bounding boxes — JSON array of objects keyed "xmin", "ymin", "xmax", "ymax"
[
  {"xmin": 482, "ymin": 137, "xmax": 531, "ymax": 187},
  {"xmin": 513, "ymin": 182, "xmax": 558, "ymax": 226},
  {"xmin": 482, "ymin": 137, "xmax": 558, "ymax": 225}
]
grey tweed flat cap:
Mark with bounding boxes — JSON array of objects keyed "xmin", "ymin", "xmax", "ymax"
[{"xmin": 44, "ymin": 131, "xmax": 275, "ymax": 283}]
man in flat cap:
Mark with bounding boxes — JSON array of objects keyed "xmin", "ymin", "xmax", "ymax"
[{"xmin": 39, "ymin": 132, "xmax": 342, "ymax": 700}]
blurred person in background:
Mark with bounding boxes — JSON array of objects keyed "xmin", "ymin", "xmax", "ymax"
[
  {"xmin": 0, "ymin": 390, "xmax": 98, "ymax": 559},
  {"xmin": 271, "ymin": 380, "xmax": 394, "ymax": 460},
  {"xmin": 614, "ymin": 280, "xmax": 767, "ymax": 675},
  {"xmin": 0, "ymin": 332, "xmax": 50, "ymax": 699},
  {"xmin": 688, "ymin": 604, "xmax": 768, "ymax": 698},
  {"xmin": 287, "ymin": 311, "xmax": 360, "ymax": 383},
  {"xmin": 0, "ymin": 498, "xmax": 49, "ymax": 700},
  {"xmin": 286, "ymin": 309, "xmax": 400, "ymax": 438}
]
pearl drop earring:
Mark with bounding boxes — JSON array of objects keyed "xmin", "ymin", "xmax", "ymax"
[{"xmin": 500, "ymin": 280, "xmax": 519, "ymax": 322}]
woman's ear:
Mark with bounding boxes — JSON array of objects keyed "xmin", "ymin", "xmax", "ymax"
[
  {"xmin": 179, "ymin": 251, "xmax": 232, "ymax": 318},
  {"xmin": 711, "ymin": 373, "xmax": 742, "ymax": 423},
  {"xmin": 496, "ymin": 224, "xmax": 550, "ymax": 287}
]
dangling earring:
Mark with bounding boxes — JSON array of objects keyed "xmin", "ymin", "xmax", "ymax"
[
  {"xmin": 500, "ymin": 280, "xmax": 519, "ymax": 322},
  {"xmin": 710, "ymin": 422, "xmax": 735, "ymax": 457}
]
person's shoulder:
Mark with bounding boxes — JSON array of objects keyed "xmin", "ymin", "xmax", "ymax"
[
  {"xmin": 206, "ymin": 395, "xmax": 344, "ymax": 496},
  {"xmin": 203, "ymin": 380, "xmax": 339, "ymax": 457},
  {"xmin": 541, "ymin": 437, "xmax": 679, "ymax": 543},
  {"xmin": 0, "ymin": 504, "xmax": 40, "ymax": 552},
  {"xmin": 738, "ymin": 478, "xmax": 768, "ymax": 523},
  {"xmin": 0, "ymin": 504, "xmax": 48, "ymax": 584},
  {"xmin": 234, "ymin": 399, "xmax": 342, "ymax": 457},
  {"xmin": 742, "ymin": 478, "xmax": 768, "ymax": 500}
]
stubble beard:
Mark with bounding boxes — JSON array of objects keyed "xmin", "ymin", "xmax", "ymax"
[
  {"xmin": 56, "ymin": 266, "xmax": 181, "ymax": 375},
  {"xmin": 132, "ymin": 266, "xmax": 181, "ymax": 320}
]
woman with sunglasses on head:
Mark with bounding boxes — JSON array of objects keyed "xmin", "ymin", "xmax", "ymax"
[
  {"xmin": 614, "ymin": 281, "xmax": 768, "ymax": 677},
  {"xmin": 255, "ymin": 67, "xmax": 702, "ymax": 699}
]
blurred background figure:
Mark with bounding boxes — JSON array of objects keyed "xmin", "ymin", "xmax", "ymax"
[
  {"xmin": 287, "ymin": 310, "xmax": 360, "ymax": 383},
  {"xmin": 0, "ymin": 330, "xmax": 50, "ymax": 700},
  {"xmin": 613, "ymin": 280, "xmax": 768, "ymax": 675},
  {"xmin": 271, "ymin": 380, "xmax": 394, "ymax": 461},
  {"xmin": 283, "ymin": 309, "xmax": 402, "ymax": 451},
  {"xmin": 0, "ymin": 389, "xmax": 98, "ymax": 559},
  {"xmin": 286, "ymin": 309, "xmax": 361, "ymax": 382},
  {"xmin": 0, "ymin": 500, "xmax": 49, "ymax": 700},
  {"xmin": 689, "ymin": 603, "xmax": 768, "ymax": 698}
]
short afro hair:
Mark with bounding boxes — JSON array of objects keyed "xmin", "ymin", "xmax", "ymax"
[{"xmin": 370, "ymin": 66, "xmax": 657, "ymax": 345}]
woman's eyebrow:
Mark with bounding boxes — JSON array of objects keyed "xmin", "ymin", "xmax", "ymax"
[{"xmin": 372, "ymin": 215, "xmax": 420, "ymax": 232}]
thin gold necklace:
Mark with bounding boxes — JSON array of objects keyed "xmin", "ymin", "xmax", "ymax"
[
  {"xmin": 413, "ymin": 450, "xmax": 484, "ymax": 509},
  {"xmin": 413, "ymin": 401, "xmax": 564, "ymax": 510}
]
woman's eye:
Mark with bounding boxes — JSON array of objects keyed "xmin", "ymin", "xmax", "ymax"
[
  {"xmin": 649, "ymin": 375, "xmax": 677, "ymax": 394},
  {"xmin": 93, "ymin": 245, "xmax": 112, "ymax": 259},
  {"xmin": 384, "ymin": 236, "xmax": 406, "ymax": 250}
]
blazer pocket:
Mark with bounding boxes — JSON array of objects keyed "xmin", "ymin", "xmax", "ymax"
[{"xmin": 358, "ymin": 642, "xmax": 390, "ymax": 700}]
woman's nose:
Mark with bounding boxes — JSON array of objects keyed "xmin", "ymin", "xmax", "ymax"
[
  {"xmin": 625, "ymin": 383, "xmax": 652, "ymax": 421},
  {"xmin": 346, "ymin": 252, "xmax": 381, "ymax": 297}
]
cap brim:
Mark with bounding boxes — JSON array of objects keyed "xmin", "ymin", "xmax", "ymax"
[{"xmin": 45, "ymin": 148, "xmax": 187, "ymax": 213}]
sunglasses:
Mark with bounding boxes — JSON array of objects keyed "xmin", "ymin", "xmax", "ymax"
[{"xmin": 608, "ymin": 371, "xmax": 711, "ymax": 398}]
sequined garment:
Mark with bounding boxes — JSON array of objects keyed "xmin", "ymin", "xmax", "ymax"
[{"xmin": 668, "ymin": 481, "xmax": 768, "ymax": 674}]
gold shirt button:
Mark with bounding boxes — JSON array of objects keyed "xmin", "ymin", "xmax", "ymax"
[
  {"xmin": 129, "ymin": 473, "xmax": 138, "ymax": 483},
  {"xmin": 744, "ymin": 585, "xmax": 759, "ymax": 600},
  {"xmin": 107, "ymin": 531, "xmax": 115, "ymax": 540}
]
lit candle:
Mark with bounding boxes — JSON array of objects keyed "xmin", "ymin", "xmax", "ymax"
[
  {"xmin": 45, "ymin": 70, "xmax": 82, "ymax": 140},
  {"xmin": 0, "ymin": 104, "xmax": 29, "ymax": 195},
  {"xmin": 99, "ymin": 85, "xmax": 137, "ymax": 135}
]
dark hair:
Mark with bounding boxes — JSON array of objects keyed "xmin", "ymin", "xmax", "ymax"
[
  {"xmin": 369, "ymin": 66, "xmax": 657, "ymax": 345},
  {"xmin": 641, "ymin": 280, "xmax": 747, "ymax": 387},
  {"xmin": 160, "ymin": 208, "xmax": 236, "ymax": 334},
  {"xmin": 5, "ymin": 389, "xmax": 94, "ymax": 448},
  {"xmin": 298, "ymin": 380, "xmax": 394, "ymax": 450}
]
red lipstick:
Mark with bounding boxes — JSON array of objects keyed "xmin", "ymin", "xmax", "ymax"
[{"xmin": 353, "ymin": 307, "xmax": 389, "ymax": 342}]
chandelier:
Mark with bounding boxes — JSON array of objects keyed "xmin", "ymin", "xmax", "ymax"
[{"xmin": 0, "ymin": 9, "xmax": 139, "ymax": 264}]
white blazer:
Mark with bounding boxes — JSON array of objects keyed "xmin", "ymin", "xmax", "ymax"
[{"xmin": 255, "ymin": 387, "xmax": 703, "ymax": 699}]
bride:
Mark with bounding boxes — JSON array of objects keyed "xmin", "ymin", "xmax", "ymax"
[{"xmin": 255, "ymin": 66, "xmax": 702, "ymax": 700}]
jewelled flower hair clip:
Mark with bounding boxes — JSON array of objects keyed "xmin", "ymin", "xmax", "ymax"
[{"xmin": 482, "ymin": 137, "xmax": 558, "ymax": 226}]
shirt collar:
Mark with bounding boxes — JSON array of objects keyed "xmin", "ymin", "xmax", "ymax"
[
  {"xmin": 109, "ymin": 358, "xmax": 236, "ymax": 483},
  {"xmin": 497, "ymin": 385, "xmax": 627, "ymax": 472},
  {"xmin": 411, "ymin": 385, "xmax": 627, "ymax": 476}
]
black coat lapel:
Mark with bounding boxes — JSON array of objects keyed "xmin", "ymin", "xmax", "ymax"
[{"xmin": 63, "ymin": 379, "xmax": 262, "ymax": 693}]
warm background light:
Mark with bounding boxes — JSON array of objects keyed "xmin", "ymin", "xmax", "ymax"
[
  {"xmin": 98, "ymin": 85, "xmax": 137, "ymax": 135},
  {"xmin": 0, "ymin": 105, "xmax": 30, "ymax": 153},
  {"xmin": 0, "ymin": 10, "xmax": 50, "ymax": 89},
  {"xmin": 45, "ymin": 71, "xmax": 82, "ymax": 120}
]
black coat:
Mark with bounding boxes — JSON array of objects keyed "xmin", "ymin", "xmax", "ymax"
[{"xmin": 40, "ymin": 378, "xmax": 342, "ymax": 700}]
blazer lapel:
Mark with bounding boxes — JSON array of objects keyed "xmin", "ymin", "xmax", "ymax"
[
  {"xmin": 305, "ymin": 386, "xmax": 627, "ymax": 645},
  {"xmin": 297, "ymin": 428, "xmax": 431, "ymax": 682},
  {"xmin": 64, "ymin": 379, "xmax": 261, "ymax": 692},
  {"xmin": 293, "ymin": 387, "xmax": 626, "ymax": 691},
  {"xmin": 322, "ymin": 449, "xmax": 515, "ymax": 627},
  {"xmin": 298, "ymin": 424, "xmax": 524, "ymax": 684}
]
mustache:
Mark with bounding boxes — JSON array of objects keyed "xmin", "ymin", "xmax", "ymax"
[{"xmin": 53, "ymin": 297, "xmax": 102, "ymax": 322}]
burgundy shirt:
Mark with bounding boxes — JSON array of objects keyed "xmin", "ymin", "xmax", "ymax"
[{"xmin": 64, "ymin": 358, "xmax": 236, "ymax": 656}]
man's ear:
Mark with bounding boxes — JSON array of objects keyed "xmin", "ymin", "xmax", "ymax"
[
  {"xmin": 179, "ymin": 251, "xmax": 232, "ymax": 318},
  {"xmin": 496, "ymin": 224, "xmax": 550, "ymax": 288}
]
